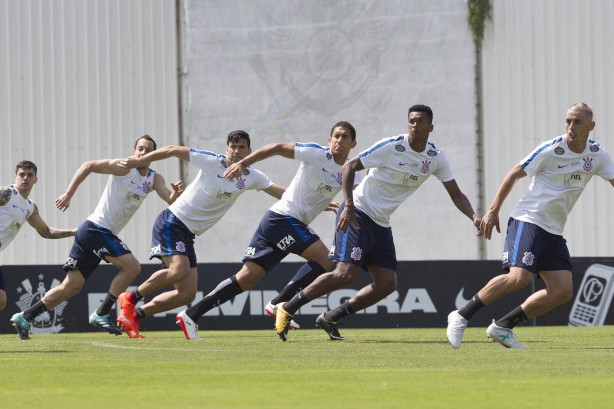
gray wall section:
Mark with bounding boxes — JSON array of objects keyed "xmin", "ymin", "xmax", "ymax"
[{"xmin": 181, "ymin": 0, "xmax": 481, "ymax": 263}]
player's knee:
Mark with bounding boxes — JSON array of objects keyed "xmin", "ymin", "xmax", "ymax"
[
  {"xmin": 178, "ymin": 288, "xmax": 197, "ymax": 305},
  {"xmin": 507, "ymin": 272, "xmax": 533, "ymax": 289},
  {"xmin": 168, "ymin": 266, "xmax": 190, "ymax": 282},
  {"xmin": 554, "ymin": 286, "xmax": 573, "ymax": 305}
]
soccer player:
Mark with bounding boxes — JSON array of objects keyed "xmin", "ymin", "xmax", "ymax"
[
  {"xmin": 174, "ymin": 121, "xmax": 357, "ymax": 340},
  {"xmin": 115, "ymin": 130, "xmax": 284, "ymax": 338},
  {"xmin": 276, "ymin": 104, "xmax": 481, "ymax": 341},
  {"xmin": 2, "ymin": 161, "xmax": 76, "ymax": 323},
  {"xmin": 447, "ymin": 103, "xmax": 614, "ymax": 349},
  {"xmin": 10, "ymin": 136, "xmax": 184, "ymax": 340}
]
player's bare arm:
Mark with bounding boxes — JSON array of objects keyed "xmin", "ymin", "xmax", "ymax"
[
  {"xmin": 441, "ymin": 179, "xmax": 481, "ymax": 234},
  {"xmin": 28, "ymin": 204, "xmax": 76, "ymax": 238},
  {"xmin": 152, "ymin": 173, "xmax": 185, "ymax": 205},
  {"xmin": 0, "ymin": 185, "xmax": 12, "ymax": 206},
  {"xmin": 224, "ymin": 142, "xmax": 296, "ymax": 180},
  {"xmin": 119, "ymin": 145, "xmax": 191, "ymax": 169},
  {"xmin": 55, "ymin": 159, "xmax": 129, "ymax": 212},
  {"xmin": 480, "ymin": 164, "xmax": 527, "ymax": 240},
  {"xmin": 336, "ymin": 157, "xmax": 364, "ymax": 231},
  {"xmin": 263, "ymin": 183, "xmax": 285, "ymax": 200}
]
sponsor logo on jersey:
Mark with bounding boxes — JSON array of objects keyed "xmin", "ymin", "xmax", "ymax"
[
  {"xmin": 242, "ymin": 169, "xmax": 250, "ymax": 176},
  {"xmin": 582, "ymin": 156, "xmax": 593, "ymax": 172},
  {"xmin": 150, "ymin": 244, "xmax": 161, "ymax": 256},
  {"xmin": 94, "ymin": 247, "xmax": 110, "ymax": 259},
  {"xmin": 420, "ymin": 160, "xmax": 431, "ymax": 174},
  {"xmin": 427, "ymin": 150, "xmax": 437, "ymax": 157},
  {"xmin": 590, "ymin": 144, "xmax": 600, "ymax": 152},
  {"xmin": 502, "ymin": 251, "xmax": 509, "ymax": 264},
  {"xmin": 326, "ymin": 153, "xmax": 333, "ymax": 160},
  {"xmin": 522, "ymin": 251, "xmax": 535, "ymax": 266},
  {"xmin": 395, "ymin": 145, "xmax": 405, "ymax": 152},
  {"xmin": 245, "ymin": 247, "xmax": 256, "ymax": 257},
  {"xmin": 336, "ymin": 172, "xmax": 342, "ymax": 185},
  {"xmin": 277, "ymin": 235, "xmax": 296, "ymax": 251},
  {"xmin": 64, "ymin": 257, "xmax": 78, "ymax": 270},
  {"xmin": 554, "ymin": 147, "xmax": 565, "ymax": 155}
]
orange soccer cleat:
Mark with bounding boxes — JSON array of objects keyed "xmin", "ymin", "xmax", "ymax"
[{"xmin": 116, "ymin": 292, "xmax": 145, "ymax": 339}]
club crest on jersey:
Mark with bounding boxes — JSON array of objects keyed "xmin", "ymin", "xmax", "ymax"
[
  {"xmin": 176, "ymin": 241, "xmax": 186, "ymax": 253},
  {"xmin": 554, "ymin": 147, "xmax": 565, "ymax": 155},
  {"xmin": 141, "ymin": 181, "xmax": 152, "ymax": 193},
  {"xmin": 522, "ymin": 252, "xmax": 535, "ymax": 266},
  {"xmin": 582, "ymin": 156, "xmax": 593, "ymax": 172},
  {"xmin": 420, "ymin": 160, "xmax": 431, "ymax": 174},
  {"xmin": 236, "ymin": 176, "xmax": 246, "ymax": 190},
  {"xmin": 395, "ymin": 145, "xmax": 405, "ymax": 152}
]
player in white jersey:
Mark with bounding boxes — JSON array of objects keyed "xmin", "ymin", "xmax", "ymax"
[
  {"xmin": 11, "ymin": 136, "xmax": 184, "ymax": 340},
  {"xmin": 447, "ymin": 103, "xmax": 614, "ymax": 349},
  {"xmin": 276, "ymin": 105, "xmax": 480, "ymax": 341},
  {"xmin": 115, "ymin": 130, "xmax": 284, "ymax": 338},
  {"xmin": 173, "ymin": 121, "xmax": 357, "ymax": 340},
  {"xmin": 2, "ymin": 161, "xmax": 75, "ymax": 338}
]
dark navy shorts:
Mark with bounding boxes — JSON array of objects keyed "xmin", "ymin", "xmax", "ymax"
[
  {"xmin": 242, "ymin": 210, "xmax": 320, "ymax": 272},
  {"xmin": 63, "ymin": 220, "xmax": 132, "ymax": 279},
  {"xmin": 502, "ymin": 218, "xmax": 572, "ymax": 275},
  {"xmin": 150, "ymin": 209, "xmax": 197, "ymax": 268},
  {"xmin": 0, "ymin": 266, "xmax": 5, "ymax": 291},
  {"xmin": 329, "ymin": 204, "xmax": 397, "ymax": 271}
]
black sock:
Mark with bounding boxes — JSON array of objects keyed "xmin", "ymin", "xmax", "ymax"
[
  {"xmin": 282, "ymin": 291, "xmax": 313, "ymax": 315},
  {"xmin": 186, "ymin": 275, "xmax": 243, "ymax": 321},
  {"xmin": 324, "ymin": 301, "xmax": 355, "ymax": 322},
  {"xmin": 131, "ymin": 289, "xmax": 144, "ymax": 302},
  {"xmin": 495, "ymin": 306, "xmax": 528, "ymax": 329},
  {"xmin": 135, "ymin": 307, "xmax": 146, "ymax": 319},
  {"xmin": 23, "ymin": 300, "xmax": 48, "ymax": 322},
  {"xmin": 458, "ymin": 294, "xmax": 485, "ymax": 321},
  {"xmin": 270, "ymin": 261, "xmax": 326, "ymax": 305},
  {"xmin": 96, "ymin": 293, "xmax": 118, "ymax": 316}
]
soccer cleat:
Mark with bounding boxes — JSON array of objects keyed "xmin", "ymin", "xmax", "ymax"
[
  {"xmin": 176, "ymin": 310, "xmax": 200, "ymax": 340},
  {"xmin": 10, "ymin": 312, "xmax": 31, "ymax": 340},
  {"xmin": 446, "ymin": 310, "xmax": 469, "ymax": 349},
  {"xmin": 274, "ymin": 303, "xmax": 293, "ymax": 341},
  {"xmin": 116, "ymin": 293, "xmax": 145, "ymax": 338},
  {"xmin": 316, "ymin": 313, "xmax": 345, "ymax": 341},
  {"xmin": 89, "ymin": 312, "xmax": 123, "ymax": 336},
  {"xmin": 264, "ymin": 301, "xmax": 300, "ymax": 330},
  {"xmin": 486, "ymin": 320, "xmax": 528, "ymax": 349}
]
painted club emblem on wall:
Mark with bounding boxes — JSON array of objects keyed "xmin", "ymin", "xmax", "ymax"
[{"xmin": 15, "ymin": 275, "xmax": 67, "ymax": 334}]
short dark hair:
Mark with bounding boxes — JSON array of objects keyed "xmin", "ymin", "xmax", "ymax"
[
  {"xmin": 15, "ymin": 160, "xmax": 37, "ymax": 176},
  {"xmin": 408, "ymin": 104, "xmax": 433, "ymax": 122},
  {"xmin": 227, "ymin": 130, "xmax": 251, "ymax": 148},
  {"xmin": 568, "ymin": 102, "xmax": 593, "ymax": 120},
  {"xmin": 331, "ymin": 121, "xmax": 356, "ymax": 141},
  {"xmin": 135, "ymin": 134, "xmax": 157, "ymax": 151}
]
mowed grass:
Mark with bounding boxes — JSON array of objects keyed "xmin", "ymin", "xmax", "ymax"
[{"xmin": 0, "ymin": 326, "xmax": 612, "ymax": 409}]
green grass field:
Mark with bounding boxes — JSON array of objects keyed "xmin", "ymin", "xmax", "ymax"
[{"xmin": 1, "ymin": 326, "xmax": 612, "ymax": 409}]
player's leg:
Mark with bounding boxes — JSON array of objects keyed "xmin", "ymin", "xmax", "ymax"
[
  {"xmin": 139, "ymin": 265, "xmax": 198, "ymax": 316},
  {"xmin": 0, "ymin": 267, "xmax": 6, "ymax": 310}
]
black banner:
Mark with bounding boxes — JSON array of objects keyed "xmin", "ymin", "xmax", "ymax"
[{"xmin": 1, "ymin": 258, "xmax": 613, "ymax": 335}]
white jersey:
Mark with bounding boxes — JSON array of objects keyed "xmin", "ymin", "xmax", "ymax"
[
  {"xmin": 169, "ymin": 148, "xmax": 273, "ymax": 236},
  {"xmin": 355, "ymin": 134, "xmax": 454, "ymax": 227},
  {"xmin": 0, "ymin": 185, "xmax": 36, "ymax": 253},
  {"xmin": 87, "ymin": 168, "xmax": 156, "ymax": 235},
  {"xmin": 511, "ymin": 135, "xmax": 614, "ymax": 235},
  {"xmin": 269, "ymin": 142, "xmax": 345, "ymax": 225}
]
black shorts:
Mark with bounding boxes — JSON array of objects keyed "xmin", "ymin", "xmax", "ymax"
[{"xmin": 150, "ymin": 209, "xmax": 197, "ymax": 268}]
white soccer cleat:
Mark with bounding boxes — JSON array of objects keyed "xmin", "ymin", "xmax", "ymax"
[
  {"xmin": 486, "ymin": 320, "xmax": 528, "ymax": 349},
  {"xmin": 446, "ymin": 310, "xmax": 468, "ymax": 349},
  {"xmin": 176, "ymin": 310, "xmax": 200, "ymax": 340},
  {"xmin": 264, "ymin": 301, "xmax": 300, "ymax": 329}
]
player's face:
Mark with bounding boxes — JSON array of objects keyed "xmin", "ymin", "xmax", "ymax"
[
  {"xmin": 14, "ymin": 167, "xmax": 38, "ymax": 192},
  {"xmin": 407, "ymin": 112, "xmax": 434, "ymax": 139},
  {"xmin": 226, "ymin": 139, "xmax": 251, "ymax": 164},
  {"xmin": 132, "ymin": 139, "xmax": 155, "ymax": 159},
  {"xmin": 565, "ymin": 109, "xmax": 594, "ymax": 144},
  {"xmin": 328, "ymin": 126, "xmax": 356, "ymax": 158}
]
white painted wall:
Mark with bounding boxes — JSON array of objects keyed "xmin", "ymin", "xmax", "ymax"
[
  {"xmin": 0, "ymin": 0, "xmax": 180, "ymax": 264},
  {"xmin": 480, "ymin": 0, "xmax": 614, "ymax": 259}
]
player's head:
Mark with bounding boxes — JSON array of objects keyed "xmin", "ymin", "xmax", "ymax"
[
  {"xmin": 226, "ymin": 130, "xmax": 252, "ymax": 164},
  {"xmin": 14, "ymin": 160, "xmax": 38, "ymax": 191},
  {"xmin": 408, "ymin": 104, "xmax": 433, "ymax": 123},
  {"xmin": 328, "ymin": 121, "xmax": 357, "ymax": 159},
  {"xmin": 132, "ymin": 135, "xmax": 157, "ymax": 159},
  {"xmin": 15, "ymin": 160, "xmax": 37, "ymax": 176},
  {"xmin": 566, "ymin": 102, "xmax": 595, "ymax": 142}
]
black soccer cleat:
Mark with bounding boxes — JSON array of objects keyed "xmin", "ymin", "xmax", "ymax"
[{"xmin": 316, "ymin": 313, "xmax": 346, "ymax": 341}]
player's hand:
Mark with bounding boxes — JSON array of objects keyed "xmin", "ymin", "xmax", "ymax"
[
  {"xmin": 325, "ymin": 201, "xmax": 340, "ymax": 212},
  {"xmin": 473, "ymin": 215, "xmax": 483, "ymax": 236},
  {"xmin": 118, "ymin": 156, "xmax": 141, "ymax": 169},
  {"xmin": 336, "ymin": 204, "xmax": 359, "ymax": 232},
  {"xmin": 55, "ymin": 193, "xmax": 72, "ymax": 212},
  {"xmin": 479, "ymin": 211, "xmax": 500, "ymax": 240},
  {"xmin": 171, "ymin": 181, "xmax": 185, "ymax": 193},
  {"xmin": 224, "ymin": 162, "xmax": 245, "ymax": 180}
]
